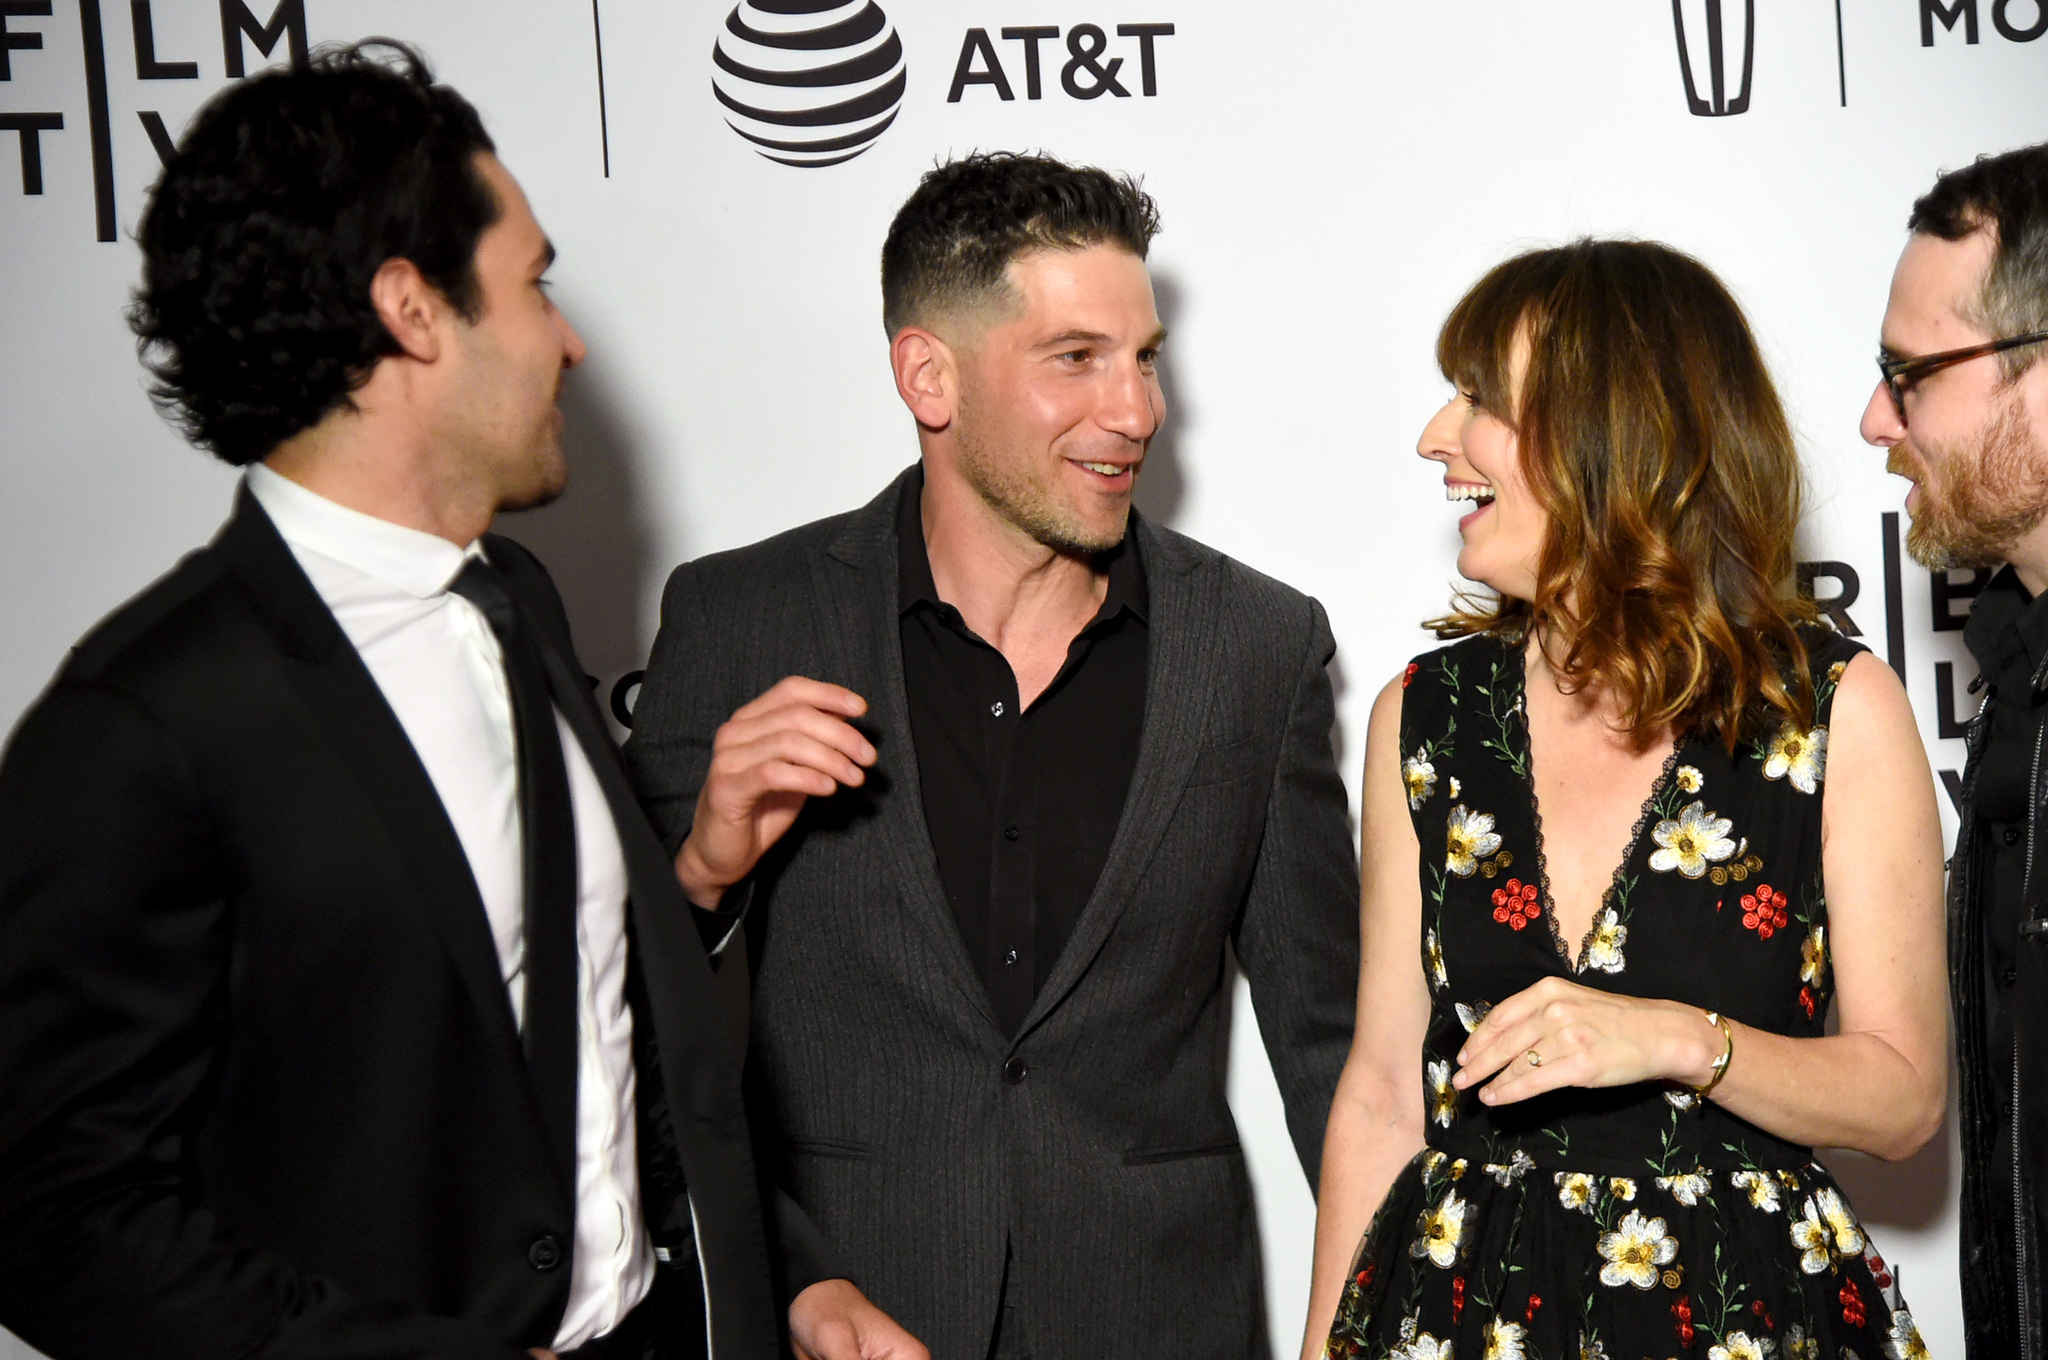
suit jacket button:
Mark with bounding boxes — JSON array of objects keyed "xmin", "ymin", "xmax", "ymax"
[
  {"xmin": 528, "ymin": 1236, "xmax": 564, "ymax": 1271},
  {"xmin": 1002, "ymin": 1057, "xmax": 1028, "ymax": 1085}
]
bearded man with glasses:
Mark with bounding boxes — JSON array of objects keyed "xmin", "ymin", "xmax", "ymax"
[{"xmin": 1863, "ymin": 141, "xmax": 2048, "ymax": 1360}]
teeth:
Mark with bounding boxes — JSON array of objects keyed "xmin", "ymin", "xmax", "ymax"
[
  {"xmin": 1446, "ymin": 483, "xmax": 1496, "ymax": 502},
  {"xmin": 1081, "ymin": 462, "xmax": 1126, "ymax": 476}
]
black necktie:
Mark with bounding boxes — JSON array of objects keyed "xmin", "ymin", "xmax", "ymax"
[{"xmin": 449, "ymin": 556, "xmax": 579, "ymax": 1195}]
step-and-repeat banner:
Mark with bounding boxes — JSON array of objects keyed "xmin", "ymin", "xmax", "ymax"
[{"xmin": 3, "ymin": 2, "xmax": 2045, "ymax": 1354}]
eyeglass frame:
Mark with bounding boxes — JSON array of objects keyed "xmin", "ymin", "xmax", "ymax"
[{"xmin": 1877, "ymin": 329, "xmax": 2048, "ymax": 421}]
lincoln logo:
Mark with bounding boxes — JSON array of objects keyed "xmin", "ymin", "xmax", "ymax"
[
  {"xmin": 712, "ymin": 0, "xmax": 907, "ymax": 168},
  {"xmin": 1671, "ymin": 0, "xmax": 1754, "ymax": 116}
]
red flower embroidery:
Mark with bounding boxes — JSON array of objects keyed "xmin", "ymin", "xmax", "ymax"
[
  {"xmin": 1740, "ymin": 883, "xmax": 1789, "ymax": 939},
  {"xmin": 1355, "ymin": 1261, "xmax": 1376, "ymax": 1289},
  {"xmin": 1750, "ymin": 1298, "xmax": 1774, "ymax": 1330},
  {"xmin": 1451, "ymin": 1274, "xmax": 1466, "ymax": 1321},
  {"xmin": 1403, "ymin": 663, "xmax": 1420, "ymax": 689},
  {"xmin": 1671, "ymin": 1293, "xmax": 1695, "ymax": 1348},
  {"xmin": 1798, "ymin": 985, "xmax": 1817, "ymax": 1018},
  {"xmin": 1491, "ymin": 878, "xmax": 1541, "ymax": 930},
  {"xmin": 1840, "ymin": 1279, "xmax": 1867, "ymax": 1329},
  {"xmin": 1524, "ymin": 1293, "xmax": 1543, "ymax": 1323},
  {"xmin": 1866, "ymin": 1251, "xmax": 1892, "ymax": 1289}
]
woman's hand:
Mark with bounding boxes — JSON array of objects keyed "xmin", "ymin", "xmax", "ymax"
[{"xmin": 1451, "ymin": 976, "xmax": 1721, "ymax": 1105}]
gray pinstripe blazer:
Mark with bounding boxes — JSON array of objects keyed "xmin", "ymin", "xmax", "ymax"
[{"xmin": 623, "ymin": 467, "xmax": 1359, "ymax": 1360}]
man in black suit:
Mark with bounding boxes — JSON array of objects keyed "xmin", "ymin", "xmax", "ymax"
[
  {"xmin": 0, "ymin": 43, "xmax": 875, "ymax": 1360},
  {"xmin": 624, "ymin": 154, "xmax": 1361, "ymax": 1360}
]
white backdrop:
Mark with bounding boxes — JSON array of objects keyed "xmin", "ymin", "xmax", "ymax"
[{"xmin": 3, "ymin": 2, "xmax": 2047, "ymax": 1355}]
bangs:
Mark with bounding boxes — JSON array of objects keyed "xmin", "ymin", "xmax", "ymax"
[{"xmin": 1434, "ymin": 253, "xmax": 1563, "ymax": 423}]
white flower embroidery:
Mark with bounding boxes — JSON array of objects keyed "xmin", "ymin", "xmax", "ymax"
[
  {"xmin": 1709, "ymin": 1331, "xmax": 1775, "ymax": 1360},
  {"xmin": 1446, "ymin": 805, "xmax": 1502, "ymax": 877},
  {"xmin": 1556, "ymin": 1171, "xmax": 1597, "ymax": 1214},
  {"xmin": 1763, "ymin": 723, "xmax": 1829, "ymax": 793},
  {"xmin": 1404, "ymin": 752, "xmax": 1439, "ymax": 810},
  {"xmin": 1582, "ymin": 908, "xmax": 1627, "ymax": 974},
  {"xmin": 1790, "ymin": 1197, "xmax": 1833, "ymax": 1273},
  {"xmin": 1664, "ymin": 1089, "xmax": 1698, "ymax": 1111},
  {"xmin": 1885, "ymin": 1313, "xmax": 1929, "ymax": 1360},
  {"xmin": 1391, "ymin": 1333, "xmax": 1455, "ymax": 1360},
  {"xmin": 1483, "ymin": 1149, "xmax": 1536, "ymax": 1185},
  {"xmin": 1801, "ymin": 925, "xmax": 1828, "ymax": 985},
  {"xmin": 1428, "ymin": 1059, "xmax": 1458, "ymax": 1128},
  {"xmin": 1784, "ymin": 1324, "xmax": 1818, "ymax": 1360},
  {"xmin": 1455, "ymin": 1000, "xmax": 1492, "ymax": 1033},
  {"xmin": 1425, "ymin": 929, "xmax": 1448, "ymax": 989},
  {"xmin": 1483, "ymin": 1318, "xmax": 1528, "ymax": 1360},
  {"xmin": 1608, "ymin": 1177, "xmax": 1637, "ymax": 1202},
  {"xmin": 1596, "ymin": 1209, "xmax": 1678, "ymax": 1289},
  {"xmin": 1730, "ymin": 1170, "xmax": 1782, "ymax": 1213},
  {"xmin": 1676, "ymin": 764, "xmax": 1703, "ymax": 793},
  {"xmin": 1815, "ymin": 1186, "xmax": 1865, "ymax": 1256},
  {"xmin": 1578, "ymin": 1336, "xmax": 1609, "ymax": 1360},
  {"xmin": 1648, "ymin": 801, "xmax": 1736, "ymax": 878},
  {"xmin": 1656, "ymin": 1171, "xmax": 1712, "ymax": 1206},
  {"xmin": 1449, "ymin": 776, "xmax": 1462, "ymax": 799},
  {"xmin": 1410, "ymin": 1188, "xmax": 1467, "ymax": 1268}
]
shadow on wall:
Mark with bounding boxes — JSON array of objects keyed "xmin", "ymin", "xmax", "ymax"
[
  {"xmin": 1134, "ymin": 268, "xmax": 1190, "ymax": 530},
  {"xmin": 496, "ymin": 361, "xmax": 666, "ymax": 681},
  {"xmin": 1823, "ymin": 1116, "xmax": 1955, "ymax": 1239}
]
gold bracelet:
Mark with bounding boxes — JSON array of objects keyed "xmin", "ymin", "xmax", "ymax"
[{"xmin": 1693, "ymin": 1010, "xmax": 1734, "ymax": 1100}]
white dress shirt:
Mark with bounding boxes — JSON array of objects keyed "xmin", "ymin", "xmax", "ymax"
[{"xmin": 246, "ymin": 465, "xmax": 654, "ymax": 1349}]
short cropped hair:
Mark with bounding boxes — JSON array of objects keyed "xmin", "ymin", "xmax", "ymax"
[
  {"xmin": 1910, "ymin": 141, "xmax": 2048, "ymax": 381},
  {"xmin": 129, "ymin": 40, "xmax": 500, "ymax": 466},
  {"xmin": 880, "ymin": 151, "xmax": 1160, "ymax": 338},
  {"xmin": 1430, "ymin": 239, "xmax": 1818, "ymax": 750}
]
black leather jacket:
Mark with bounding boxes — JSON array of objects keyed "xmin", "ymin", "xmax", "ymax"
[{"xmin": 1954, "ymin": 640, "xmax": 2048, "ymax": 1360}]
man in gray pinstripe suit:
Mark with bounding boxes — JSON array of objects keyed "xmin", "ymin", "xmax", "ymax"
[{"xmin": 624, "ymin": 154, "xmax": 1359, "ymax": 1360}]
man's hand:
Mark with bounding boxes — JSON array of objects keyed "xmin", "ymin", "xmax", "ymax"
[
  {"xmin": 789, "ymin": 1279, "xmax": 929, "ymax": 1360},
  {"xmin": 676, "ymin": 677, "xmax": 873, "ymax": 909}
]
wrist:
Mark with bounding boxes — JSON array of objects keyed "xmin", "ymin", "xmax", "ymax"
[
  {"xmin": 1666, "ymin": 1004, "xmax": 1723, "ymax": 1088},
  {"xmin": 674, "ymin": 834, "xmax": 730, "ymax": 910}
]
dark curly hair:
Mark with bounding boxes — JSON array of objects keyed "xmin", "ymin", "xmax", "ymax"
[
  {"xmin": 129, "ymin": 40, "xmax": 500, "ymax": 466},
  {"xmin": 880, "ymin": 150, "xmax": 1159, "ymax": 337},
  {"xmin": 1910, "ymin": 141, "xmax": 2048, "ymax": 382}
]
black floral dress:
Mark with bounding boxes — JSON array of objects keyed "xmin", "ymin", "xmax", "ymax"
[{"xmin": 1326, "ymin": 631, "xmax": 1928, "ymax": 1360}]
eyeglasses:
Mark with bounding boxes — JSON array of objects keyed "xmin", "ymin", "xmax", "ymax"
[{"xmin": 1877, "ymin": 330, "xmax": 2048, "ymax": 421}]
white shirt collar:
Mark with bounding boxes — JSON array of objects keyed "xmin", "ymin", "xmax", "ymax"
[{"xmin": 245, "ymin": 462, "xmax": 480, "ymax": 599}]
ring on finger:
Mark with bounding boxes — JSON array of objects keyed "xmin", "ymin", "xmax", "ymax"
[{"xmin": 1526, "ymin": 1048, "xmax": 1543, "ymax": 1068}]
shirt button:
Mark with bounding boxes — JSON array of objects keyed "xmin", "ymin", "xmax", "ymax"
[
  {"xmin": 2005, "ymin": 826, "xmax": 2024, "ymax": 846},
  {"xmin": 527, "ymin": 1235, "xmax": 563, "ymax": 1271},
  {"xmin": 1004, "ymin": 825, "xmax": 1020, "ymax": 841},
  {"xmin": 990, "ymin": 701, "xmax": 1005, "ymax": 717},
  {"xmin": 1002, "ymin": 1057, "xmax": 1029, "ymax": 1084},
  {"xmin": 1004, "ymin": 949, "xmax": 1019, "ymax": 966}
]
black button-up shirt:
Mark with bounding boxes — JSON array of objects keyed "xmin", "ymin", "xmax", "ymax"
[{"xmin": 896, "ymin": 475, "xmax": 1149, "ymax": 1037}]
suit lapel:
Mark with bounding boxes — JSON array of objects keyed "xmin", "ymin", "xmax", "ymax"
[
  {"xmin": 1018, "ymin": 518, "xmax": 1226, "ymax": 1036},
  {"xmin": 816, "ymin": 470, "xmax": 1000, "ymax": 1031},
  {"xmin": 211, "ymin": 490, "xmax": 530, "ymax": 1076}
]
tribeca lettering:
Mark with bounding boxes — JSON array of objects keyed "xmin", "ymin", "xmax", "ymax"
[{"xmin": 947, "ymin": 22, "xmax": 1173, "ymax": 102}]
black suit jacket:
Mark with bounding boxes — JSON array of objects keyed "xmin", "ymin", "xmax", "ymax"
[
  {"xmin": 623, "ymin": 469, "xmax": 1360, "ymax": 1360},
  {"xmin": 0, "ymin": 490, "xmax": 779, "ymax": 1360}
]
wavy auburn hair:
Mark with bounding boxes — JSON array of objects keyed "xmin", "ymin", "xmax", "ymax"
[{"xmin": 1428, "ymin": 239, "xmax": 1817, "ymax": 749}]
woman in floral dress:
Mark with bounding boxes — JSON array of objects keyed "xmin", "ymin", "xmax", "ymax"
[{"xmin": 1302, "ymin": 241, "xmax": 1948, "ymax": 1360}]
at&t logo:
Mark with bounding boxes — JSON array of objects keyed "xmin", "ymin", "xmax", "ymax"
[{"xmin": 713, "ymin": 0, "xmax": 906, "ymax": 168}]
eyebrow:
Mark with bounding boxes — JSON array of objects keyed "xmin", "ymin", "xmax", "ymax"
[{"xmin": 1032, "ymin": 326, "xmax": 1170, "ymax": 351}]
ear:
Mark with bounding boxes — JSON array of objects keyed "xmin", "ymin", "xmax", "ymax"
[
  {"xmin": 368, "ymin": 258, "xmax": 450, "ymax": 365},
  {"xmin": 891, "ymin": 326, "xmax": 957, "ymax": 431}
]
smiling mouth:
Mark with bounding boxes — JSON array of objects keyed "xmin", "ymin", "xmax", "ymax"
[
  {"xmin": 1077, "ymin": 460, "xmax": 1135, "ymax": 479},
  {"xmin": 1446, "ymin": 481, "xmax": 1496, "ymax": 509}
]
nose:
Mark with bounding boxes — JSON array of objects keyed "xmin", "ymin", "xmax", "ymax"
[
  {"xmin": 557, "ymin": 310, "xmax": 588, "ymax": 370},
  {"xmin": 1417, "ymin": 397, "xmax": 1461, "ymax": 462},
  {"xmin": 1099, "ymin": 358, "xmax": 1162, "ymax": 443},
  {"xmin": 1859, "ymin": 379, "xmax": 1902, "ymax": 448}
]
